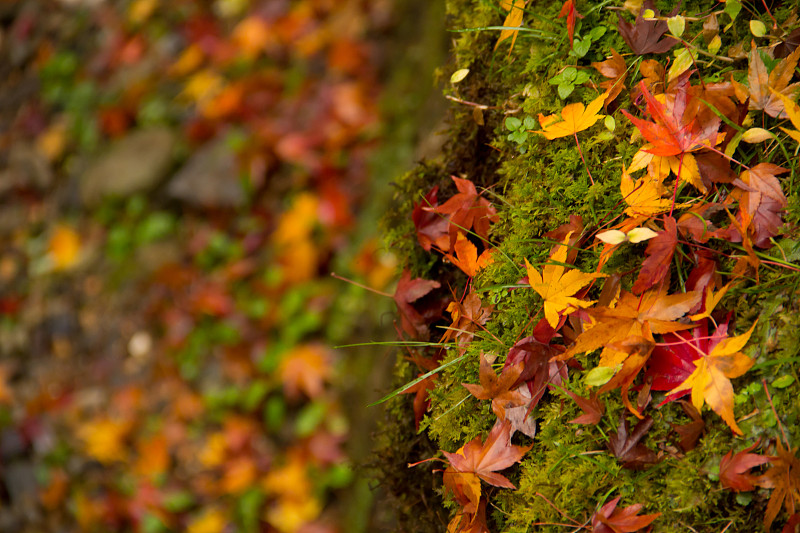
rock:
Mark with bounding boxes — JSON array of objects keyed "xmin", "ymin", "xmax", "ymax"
[
  {"xmin": 80, "ymin": 127, "xmax": 176, "ymax": 206},
  {"xmin": 166, "ymin": 137, "xmax": 245, "ymax": 208}
]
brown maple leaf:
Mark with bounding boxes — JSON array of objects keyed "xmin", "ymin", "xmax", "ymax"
[
  {"xmin": 671, "ymin": 400, "xmax": 705, "ymax": 453},
  {"xmin": 591, "ymin": 496, "xmax": 661, "ymax": 533},
  {"xmin": 720, "ymin": 440, "xmax": 770, "ymax": 492},
  {"xmin": 427, "ymin": 176, "xmax": 498, "ymax": 253},
  {"xmin": 442, "ymin": 420, "xmax": 531, "ymax": 489},
  {"xmin": 732, "ymin": 45, "xmax": 800, "ymax": 119},
  {"xmin": 462, "ymin": 353, "xmax": 526, "ymax": 419},
  {"xmin": 505, "ymin": 332, "xmax": 567, "ymax": 411},
  {"xmin": 617, "ymin": 0, "xmax": 679, "ymax": 55},
  {"xmin": 631, "ymin": 216, "xmax": 677, "ymax": 295},
  {"xmin": 731, "ymin": 163, "xmax": 789, "ymax": 248},
  {"xmin": 607, "ymin": 414, "xmax": 659, "ymax": 470},
  {"xmin": 441, "ymin": 291, "xmax": 493, "ymax": 350},
  {"xmin": 755, "ymin": 441, "xmax": 800, "ymax": 530},
  {"xmin": 566, "ymin": 389, "xmax": 604, "ymax": 425},
  {"xmin": 592, "ymin": 49, "xmax": 627, "ymax": 109}
]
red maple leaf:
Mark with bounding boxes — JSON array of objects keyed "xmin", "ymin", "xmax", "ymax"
[
  {"xmin": 427, "ymin": 176, "xmax": 498, "ymax": 253},
  {"xmin": 392, "ymin": 270, "xmax": 443, "ymax": 339},
  {"xmin": 591, "ymin": 496, "xmax": 661, "ymax": 533},
  {"xmin": 632, "ymin": 217, "xmax": 677, "ymax": 295},
  {"xmin": 412, "ymin": 186, "xmax": 449, "ymax": 252},
  {"xmin": 558, "ymin": 0, "xmax": 583, "ymax": 47},
  {"xmin": 720, "ymin": 441, "xmax": 770, "ymax": 492}
]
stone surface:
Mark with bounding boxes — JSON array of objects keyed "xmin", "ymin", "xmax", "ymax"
[
  {"xmin": 166, "ymin": 137, "xmax": 245, "ymax": 208},
  {"xmin": 80, "ymin": 127, "xmax": 176, "ymax": 206}
]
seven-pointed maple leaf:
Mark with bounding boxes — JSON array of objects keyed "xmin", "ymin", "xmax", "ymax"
[
  {"xmin": 591, "ymin": 496, "xmax": 661, "ymax": 533},
  {"xmin": 622, "ymin": 78, "xmax": 720, "ymax": 159},
  {"xmin": 592, "ymin": 48, "xmax": 627, "ymax": 108},
  {"xmin": 720, "ymin": 441, "xmax": 770, "ymax": 492},
  {"xmin": 495, "ymin": 0, "xmax": 527, "ymax": 54},
  {"xmin": 733, "ymin": 45, "xmax": 800, "ymax": 119},
  {"xmin": 755, "ymin": 441, "xmax": 800, "ymax": 530},
  {"xmin": 558, "ymin": 0, "xmax": 583, "ymax": 47},
  {"xmin": 621, "ymin": 169, "xmax": 678, "ymax": 218},
  {"xmin": 668, "ymin": 321, "xmax": 757, "ymax": 434},
  {"xmin": 428, "ymin": 176, "xmax": 499, "ymax": 252},
  {"xmin": 445, "ymin": 233, "xmax": 495, "ymax": 277},
  {"xmin": 442, "ymin": 420, "xmax": 531, "ymax": 489},
  {"xmin": 462, "ymin": 353, "xmax": 526, "ymax": 419},
  {"xmin": 631, "ymin": 216, "xmax": 677, "ymax": 295},
  {"xmin": 607, "ymin": 414, "xmax": 659, "ymax": 470},
  {"xmin": 617, "ymin": 0, "xmax": 679, "ymax": 55},
  {"xmin": 566, "ymin": 389, "xmax": 604, "ymax": 425},
  {"xmin": 536, "ymin": 91, "xmax": 607, "ymax": 140},
  {"xmin": 525, "ymin": 234, "xmax": 606, "ymax": 328}
]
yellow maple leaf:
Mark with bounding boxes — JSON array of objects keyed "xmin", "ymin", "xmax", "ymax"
[
  {"xmin": 669, "ymin": 322, "xmax": 757, "ymax": 435},
  {"xmin": 536, "ymin": 91, "xmax": 607, "ymax": 140},
  {"xmin": 620, "ymin": 168, "xmax": 682, "ymax": 218},
  {"xmin": 78, "ymin": 418, "xmax": 131, "ymax": 464},
  {"xmin": 187, "ymin": 509, "xmax": 227, "ymax": 533},
  {"xmin": 770, "ymin": 88, "xmax": 800, "ymax": 143},
  {"xmin": 525, "ymin": 234, "xmax": 606, "ymax": 328},
  {"xmin": 495, "ymin": 0, "xmax": 526, "ymax": 54},
  {"xmin": 49, "ymin": 225, "xmax": 81, "ymax": 270},
  {"xmin": 445, "ymin": 232, "xmax": 495, "ymax": 277}
]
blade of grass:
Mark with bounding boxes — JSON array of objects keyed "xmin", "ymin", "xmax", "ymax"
[{"xmin": 368, "ymin": 352, "xmax": 469, "ymax": 407}]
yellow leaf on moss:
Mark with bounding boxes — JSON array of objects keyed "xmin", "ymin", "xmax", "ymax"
[
  {"xmin": 495, "ymin": 0, "xmax": 526, "ymax": 54},
  {"xmin": 536, "ymin": 91, "xmax": 607, "ymax": 140},
  {"xmin": 187, "ymin": 509, "xmax": 227, "ymax": 533},
  {"xmin": 79, "ymin": 418, "xmax": 131, "ymax": 464},
  {"xmin": 525, "ymin": 234, "xmax": 606, "ymax": 328}
]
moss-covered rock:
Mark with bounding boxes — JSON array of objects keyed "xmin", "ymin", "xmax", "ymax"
[{"xmin": 376, "ymin": 1, "xmax": 800, "ymax": 531}]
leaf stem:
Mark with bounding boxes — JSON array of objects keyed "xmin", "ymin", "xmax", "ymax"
[{"xmin": 574, "ymin": 132, "xmax": 595, "ymax": 185}]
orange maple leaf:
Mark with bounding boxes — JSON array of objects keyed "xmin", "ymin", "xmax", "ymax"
[
  {"xmin": 445, "ymin": 233, "xmax": 495, "ymax": 277},
  {"xmin": 495, "ymin": 0, "xmax": 527, "ymax": 54},
  {"xmin": 462, "ymin": 353, "xmax": 526, "ymax": 418},
  {"xmin": 771, "ymin": 88, "xmax": 800, "ymax": 143},
  {"xmin": 668, "ymin": 322, "xmax": 756, "ymax": 434},
  {"xmin": 442, "ymin": 420, "xmax": 531, "ymax": 489},
  {"xmin": 525, "ymin": 234, "xmax": 606, "ymax": 328},
  {"xmin": 755, "ymin": 441, "xmax": 800, "ymax": 530}
]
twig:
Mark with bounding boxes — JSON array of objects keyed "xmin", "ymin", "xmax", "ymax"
[
  {"xmin": 330, "ymin": 272, "xmax": 392, "ymax": 297},
  {"xmin": 445, "ymin": 95, "xmax": 497, "ymax": 110},
  {"xmin": 762, "ymin": 378, "xmax": 790, "ymax": 448}
]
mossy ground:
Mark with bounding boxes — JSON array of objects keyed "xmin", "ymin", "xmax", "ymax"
[{"xmin": 376, "ymin": 0, "xmax": 800, "ymax": 531}]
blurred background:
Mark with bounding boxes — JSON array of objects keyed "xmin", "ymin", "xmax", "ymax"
[{"xmin": 0, "ymin": 0, "xmax": 446, "ymax": 531}]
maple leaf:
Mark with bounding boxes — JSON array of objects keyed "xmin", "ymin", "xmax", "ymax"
[
  {"xmin": 441, "ymin": 291, "xmax": 493, "ymax": 349},
  {"xmin": 607, "ymin": 414, "xmax": 659, "ymax": 470},
  {"xmin": 732, "ymin": 45, "xmax": 800, "ymax": 119},
  {"xmin": 48, "ymin": 225, "xmax": 82, "ymax": 270},
  {"xmin": 278, "ymin": 344, "xmax": 332, "ymax": 399},
  {"xmin": 591, "ymin": 496, "xmax": 661, "ymax": 533},
  {"xmin": 620, "ymin": 169, "xmax": 677, "ymax": 218},
  {"xmin": 671, "ymin": 400, "xmax": 705, "ymax": 453},
  {"xmin": 558, "ymin": 0, "xmax": 583, "ymax": 47},
  {"xmin": 755, "ymin": 441, "xmax": 800, "ymax": 530},
  {"xmin": 536, "ymin": 91, "xmax": 607, "ymax": 140},
  {"xmin": 442, "ymin": 420, "xmax": 531, "ymax": 489},
  {"xmin": 412, "ymin": 186, "xmax": 450, "ymax": 251},
  {"xmin": 668, "ymin": 322, "xmax": 757, "ymax": 434},
  {"xmin": 622, "ymin": 78, "xmax": 720, "ymax": 159},
  {"xmin": 427, "ymin": 176, "xmax": 499, "ymax": 252},
  {"xmin": 445, "ymin": 232, "xmax": 495, "ymax": 278},
  {"xmin": 525, "ymin": 234, "xmax": 606, "ymax": 328},
  {"xmin": 443, "ymin": 467, "xmax": 481, "ymax": 516},
  {"xmin": 631, "ymin": 216, "xmax": 677, "ymax": 295},
  {"xmin": 79, "ymin": 418, "xmax": 133, "ymax": 464},
  {"xmin": 505, "ymin": 330, "xmax": 567, "ymax": 410},
  {"xmin": 393, "ymin": 270, "xmax": 443, "ymax": 339},
  {"xmin": 566, "ymin": 389, "xmax": 604, "ymax": 425},
  {"xmin": 495, "ymin": 0, "xmax": 527, "ymax": 54},
  {"xmin": 462, "ymin": 353, "xmax": 526, "ymax": 418},
  {"xmin": 732, "ymin": 163, "xmax": 789, "ymax": 248},
  {"xmin": 617, "ymin": 0, "xmax": 679, "ymax": 55},
  {"xmin": 592, "ymin": 49, "xmax": 627, "ymax": 109},
  {"xmin": 770, "ymin": 89, "xmax": 800, "ymax": 144},
  {"xmin": 720, "ymin": 441, "xmax": 770, "ymax": 492}
]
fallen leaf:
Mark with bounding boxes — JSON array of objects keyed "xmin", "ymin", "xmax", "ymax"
[
  {"xmin": 770, "ymin": 89, "xmax": 800, "ymax": 143},
  {"xmin": 617, "ymin": 0, "xmax": 679, "ymax": 55},
  {"xmin": 733, "ymin": 45, "xmax": 800, "ymax": 119},
  {"xmin": 442, "ymin": 420, "xmax": 531, "ymax": 489},
  {"xmin": 668, "ymin": 322, "xmax": 757, "ymax": 434},
  {"xmin": 732, "ymin": 163, "xmax": 789, "ymax": 248},
  {"xmin": 631, "ymin": 216, "xmax": 677, "ymax": 295},
  {"xmin": 672, "ymin": 400, "xmax": 705, "ymax": 452},
  {"xmin": 427, "ymin": 176, "xmax": 498, "ymax": 252},
  {"xmin": 720, "ymin": 441, "xmax": 770, "ymax": 492},
  {"xmin": 525, "ymin": 234, "xmax": 606, "ymax": 328},
  {"xmin": 462, "ymin": 353, "xmax": 526, "ymax": 419},
  {"xmin": 607, "ymin": 414, "xmax": 659, "ymax": 469},
  {"xmin": 413, "ymin": 187, "xmax": 450, "ymax": 252},
  {"xmin": 558, "ymin": 0, "xmax": 583, "ymax": 47},
  {"xmin": 393, "ymin": 270, "xmax": 442, "ymax": 339},
  {"xmin": 591, "ymin": 496, "xmax": 661, "ymax": 533},
  {"xmin": 592, "ymin": 49, "xmax": 627, "ymax": 108},
  {"xmin": 278, "ymin": 344, "xmax": 332, "ymax": 399},
  {"xmin": 536, "ymin": 91, "xmax": 607, "ymax": 140},
  {"xmin": 755, "ymin": 441, "xmax": 800, "ymax": 530},
  {"xmin": 495, "ymin": 0, "xmax": 527, "ymax": 54},
  {"xmin": 566, "ymin": 389, "xmax": 605, "ymax": 425},
  {"xmin": 445, "ymin": 233, "xmax": 495, "ymax": 277}
]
